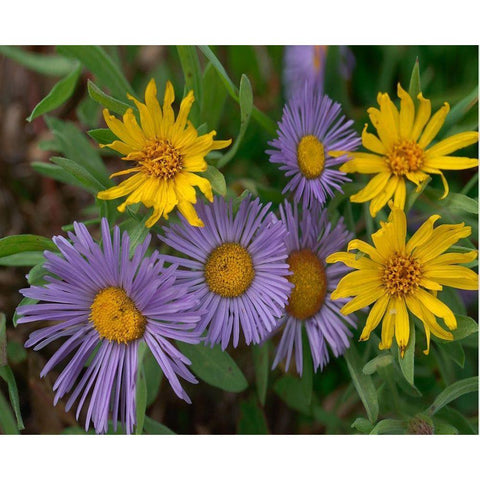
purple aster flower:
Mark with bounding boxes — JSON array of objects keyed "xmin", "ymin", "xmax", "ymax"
[
  {"xmin": 17, "ymin": 218, "xmax": 202, "ymax": 434},
  {"xmin": 267, "ymin": 84, "xmax": 360, "ymax": 210},
  {"xmin": 272, "ymin": 201, "xmax": 356, "ymax": 375},
  {"xmin": 283, "ymin": 45, "xmax": 327, "ymax": 98},
  {"xmin": 160, "ymin": 195, "xmax": 292, "ymax": 350}
]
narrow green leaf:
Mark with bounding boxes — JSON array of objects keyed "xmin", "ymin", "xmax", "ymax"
[
  {"xmin": 177, "ymin": 342, "xmax": 248, "ymax": 393},
  {"xmin": 434, "ymin": 422, "xmax": 458, "ymax": 434},
  {"xmin": 0, "ymin": 235, "xmax": 56, "ymax": 259},
  {"xmin": 0, "ymin": 251, "xmax": 45, "ymax": 267},
  {"xmin": 0, "ymin": 45, "xmax": 76, "ymax": 76},
  {"xmin": 427, "ymin": 376, "xmax": 478, "ymax": 416},
  {"xmin": 177, "ymin": 46, "xmax": 203, "ymax": 124},
  {"xmin": 408, "ymin": 57, "xmax": 421, "ymax": 99},
  {"xmin": 437, "ymin": 288, "xmax": 467, "ymax": 316},
  {"xmin": 76, "ymin": 96, "xmax": 100, "ymax": 128},
  {"xmin": 0, "ymin": 390, "xmax": 18, "ymax": 434},
  {"xmin": 32, "ymin": 161, "xmax": 86, "ymax": 190},
  {"xmin": 0, "ymin": 365, "xmax": 25, "ymax": 430},
  {"xmin": 88, "ymin": 128, "xmax": 118, "ymax": 146},
  {"xmin": 143, "ymin": 416, "xmax": 176, "ymax": 435},
  {"xmin": 273, "ymin": 376, "xmax": 311, "ymax": 415},
  {"xmin": 237, "ymin": 397, "xmax": 269, "ymax": 434},
  {"xmin": 198, "ymin": 165, "xmax": 227, "ymax": 196},
  {"xmin": 362, "ymin": 353, "xmax": 393, "ymax": 375},
  {"xmin": 351, "ymin": 417, "xmax": 373, "ymax": 434},
  {"xmin": 6, "ymin": 341, "xmax": 27, "ymax": 365},
  {"xmin": 27, "ymin": 63, "xmax": 82, "ymax": 122},
  {"xmin": 143, "ymin": 349, "xmax": 163, "ymax": 407},
  {"xmin": 135, "ymin": 343, "xmax": 148, "ymax": 435},
  {"xmin": 201, "ymin": 62, "xmax": 227, "ymax": 130},
  {"xmin": 198, "ymin": 46, "xmax": 277, "ymax": 135},
  {"xmin": 397, "ymin": 317, "xmax": 415, "ymax": 385},
  {"xmin": 0, "ymin": 313, "xmax": 6, "ymax": 367},
  {"xmin": 252, "ymin": 342, "xmax": 269, "ymax": 406},
  {"xmin": 344, "ymin": 345, "xmax": 379, "ymax": 423},
  {"xmin": 300, "ymin": 332, "xmax": 313, "ymax": 405},
  {"xmin": 424, "ymin": 188, "xmax": 478, "ymax": 214},
  {"xmin": 444, "ymin": 86, "xmax": 478, "ymax": 131},
  {"xmin": 12, "ymin": 297, "xmax": 38, "ymax": 327},
  {"xmin": 370, "ymin": 419, "xmax": 406, "ymax": 435},
  {"xmin": 57, "ymin": 46, "xmax": 133, "ymax": 99},
  {"xmin": 433, "ymin": 405, "xmax": 477, "ymax": 434},
  {"xmin": 438, "ymin": 341, "xmax": 465, "ymax": 368},
  {"xmin": 217, "ymin": 74, "xmax": 253, "ymax": 168},
  {"xmin": 87, "ymin": 80, "xmax": 132, "ymax": 116}
]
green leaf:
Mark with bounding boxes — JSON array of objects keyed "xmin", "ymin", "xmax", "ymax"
[
  {"xmin": 0, "ymin": 45, "xmax": 77, "ymax": 76},
  {"xmin": 198, "ymin": 165, "xmax": 227, "ymax": 196},
  {"xmin": 0, "ymin": 365, "xmax": 25, "ymax": 430},
  {"xmin": 408, "ymin": 57, "xmax": 421, "ymax": 100},
  {"xmin": 143, "ymin": 416, "xmax": 176, "ymax": 435},
  {"xmin": 344, "ymin": 345, "xmax": 379, "ymax": 423},
  {"xmin": 177, "ymin": 46, "xmax": 203, "ymax": 124},
  {"xmin": 198, "ymin": 46, "xmax": 277, "ymax": 135},
  {"xmin": 27, "ymin": 262, "xmax": 48, "ymax": 286},
  {"xmin": 57, "ymin": 46, "xmax": 133, "ymax": 99},
  {"xmin": 273, "ymin": 376, "xmax": 311, "ymax": 415},
  {"xmin": 370, "ymin": 419, "xmax": 406, "ymax": 435},
  {"xmin": 0, "ymin": 313, "xmax": 6, "ymax": 367},
  {"xmin": 427, "ymin": 376, "xmax": 478, "ymax": 416},
  {"xmin": 217, "ymin": 74, "xmax": 254, "ymax": 168},
  {"xmin": 447, "ymin": 314, "xmax": 477, "ymax": 342},
  {"xmin": 0, "ymin": 235, "xmax": 56, "ymax": 260},
  {"xmin": 397, "ymin": 317, "xmax": 415, "ymax": 385},
  {"xmin": 12, "ymin": 297, "xmax": 38, "ymax": 327},
  {"xmin": 444, "ymin": 86, "xmax": 478, "ymax": 132},
  {"xmin": 237, "ymin": 397, "xmax": 269, "ymax": 434},
  {"xmin": 50, "ymin": 156, "xmax": 107, "ymax": 194},
  {"xmin": 0, "ymin": 251, "xmax": 45, "ymax": 267},
  {"xmin": 434, "ymin": 422, "xmax": 458, "ymax": 435},
  {"xmin": 88, "ymin": 128, "xmax": 118, "ymax": 146},
  {"xmin": 135, "ymin": 343, "xmax": 148, "ymax": 435},
  {"xmin": 433, "ymin": 405, "xmax": 477, "ymax": 434},
  {"xmin": 362, "ymin": 353, "xmax": 393, "ymax": 375},
  {"xmin": 437, "ymin": 288, "xmax": 467, "ymax": 316},
  {"xmin": 252, "ymin": 342, "xmax": 269, "ymax": 406},
  {"xmin": 201, "ymin": 62, "xmax": 227, "ymax": 130},
  {"xmin": 424, "ymin": 188, "xmax": 478, "ymax": 214},
  {"xmin": 119, "ymin": 217, "xmax": 150, "ymax": 256},
  {"xmin": 437, "ymin": 341, "xmax": 465, "ymax": 368},
  {"xmin": 6, "ymin": 341, "xmax": 27, "ymax": 365},
  {"xmin": 31, "ymin": 162, "xmax": 86, "ymax": 190},
  {"xmin": 27, "ymin": 63, "xmax": 82, "ymax": 122},
  {"xmin": 87, "ymin": 80, "xmax": 132, "ymax": 116},
  {"xmin": 143, "ymin": 349, "xmax": 163, "ymax": 407},
  {"xmin": 300, "ymin": 332, "xmax": 313, "ymax": 405},
  {"xmin": 351, "ymin": 417, "xmax": 373, "ymax": 434},
  {"xmin": 0, "ymin": 390, "xmax": 18, "ymax": 434},
  {"xmin": 176, "ymin": 342, "xmax": 248, "ymax": 393}
]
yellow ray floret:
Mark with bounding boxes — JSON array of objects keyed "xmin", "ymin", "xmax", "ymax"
[
  {"xmin": 97, "ymin": 79, "xmax": 231, "ymax": 228},
  {"xmin": 326, "ymin": 204, "xmax": 478, "ymax": 356},
  {"xmin": 330, "ymin": 83, "xmax": 478, "ymax": 217}
]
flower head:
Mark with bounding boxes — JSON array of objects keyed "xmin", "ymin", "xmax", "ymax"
[
  {"xmin": 97, "ymin": 79, "xmax": 231, "ymax": 228},
  {"xmin": 160, "ymin": 195, "xmax": 292, "ymax": 349},
  {"xmin": 267, "ymin": 85, "xmax": 360, "ymax": 210},
  {"xmin": 272, "ymin": 201, "xmax": 355, "ymax": 375},
  {"xmin": 17, "ymin": 219, "xmax": 203, "ymax": 434},
  {"xmin": 333, "ymin": 83, "xmax": 479, "ymax": 217},
  {"xmin": 283, "ymin": 46, "xmax": 328, "ymax": 98},
  {"xmin": 326, "ymin": 205, "xmax": 478, "ymax": 356}
]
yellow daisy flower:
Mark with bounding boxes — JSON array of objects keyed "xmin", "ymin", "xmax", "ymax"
[
  {"xmin": 326, "ymin": 205, "xmax": 478, "ymax": 356},
  {"xmin": 97, "ymin": 79, "xmax": 231, "ymax": 228},
  {"xmin": 331, "ymin": 83, "xmax": 478, "ymax": 217}
]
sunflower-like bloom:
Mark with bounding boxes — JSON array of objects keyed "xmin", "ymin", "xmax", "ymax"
[
  {"xmin": 332, "ymin": 83, "xmax": 478, "ymax": 217},
  {"xmin": 326, "ymin": 205, "xmax": 478, "ymax": 356},
  {"xmin": 97, "ymin": 79, "xmax": 231, "ymax": 228}
]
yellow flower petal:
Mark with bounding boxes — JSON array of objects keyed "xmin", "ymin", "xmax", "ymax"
[
  {"xmin": 339, "ymin": 153, "xmax": 388, "ymax": 174},
  {"xmin": 127, "ymin": 93, "xmax": 156, "ymax": 139},
  {"xmin": 423, "ymin": 265, "xmax": 478, "ymax": 290},
  {"xmin": 423, "ymin": 155, "xmax": 478, "ymax": 170},
  {"xmin": 330, "ymin": 270, "xmax": 381, "ymax": 300},
  {"xmin": 350, "ymin": 172, "xmax": 391, "ymax": 203},
  {"xmin": 394, "ymin": 297, "xmax": 410, "ymax": 356},
  {"xmin": 406, "ymin": 214, "xmax": 441, "ymax": 254},
  {"xmin": 369, "ymin": 175, "xmax": 399, "ymax": 217},
  {"xmin": 393, "ymin": 177, "xmax": 406, "ymax": 210},
  {"xmin": 411, "ymin": 93, "xmax": 431, "ymax": 142},
  {"xmin": 415, "ymin": 288, "xmax": 457, "ymax": 330},
  {"xmin": 425, "ymin": 131, "xmax": 478, "ymax": 157},
  {"xmin": 359, "ymin": 293, "xmax": 390, "ymax": 341},
  {"xmin": 347, "ymin": 239, "xmax": 386, "ymax": 264},
  {"xmin": 378, "ymin": 297, "xmax": 396, "ymax": 351},
  {"xmin": 102, "ymin": 109, "xmax": 144, "ymax": 149},
  {"xmin": 361, "ymin": 124, "xmax": 386, "ymax": 154},
  {"xmin": 181, "ymin": 172, "xmax": 213, "ymax": 202},
  {"xmin": 426, "ymin": 250, "xmax": 478, "ymax": 267},
  {"xmin": 397, "ymin": 83, "xmax": 414, "ymax": 139},
  {"xmin": 418, "ymin": 102, "xmax": 450, "ymax": 149},
  {"xmin": 97, "ymin": 173, "xmax": 146, "ymax": 200},
  {"xmin": 177, "ymin": 201, "xmax": 204, "ymax": 227},
  {"xmin": 144, "ymin": 78, "xmax": 163, "ymax": 135},
  {"xmin": 325, "ymin": 251, "xmax": 382, "ymax": 270},
  {"xmin": 340, "ymin": 287, "xmax": 385, "ymax": 316},
  {"xmin": 101, "ymin": 140, "xmax": 136, "ymax": 156}
]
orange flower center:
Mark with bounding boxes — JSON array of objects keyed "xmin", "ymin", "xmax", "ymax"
[
  {"xmin": 140, "ymin": 139, "xmax": 183, "ymax": 179},
  {"xmin": 297, "ymin": 135, "xmax": 325, "ymax": 179},
  {"xmin": 286, "ymin": 249, "xmax": 327, "ymax": 320},
  {"xmin": 382, "ymin": 253, "xmax": 422, "ymax": 297},
  {"xmin": 90, "ymin": 287, "xmax": 146, "ymax": 343},
  {"xmin": 387, "ymin": 140, "xmax": 425, "ymax": 176},
  {"xmin": 204, "ymin": 243, "xmax": 255, "ymax": 297}
]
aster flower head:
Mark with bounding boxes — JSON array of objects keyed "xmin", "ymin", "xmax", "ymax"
[
  {"xmin": 333, "ymin": 83, "xmax": 479, "ymax": 217},
  {"xmin": 326, "ymin": 204, "xmax": 479, "ymax": 356},
  {"xmin": 267, "ymin": 84, "xmax": 360, "ymax": 211},
  {"xmin": 17, "ymin": 219, "xmax": 202, "ymax": 434},
  {"xmin": 283, "ymin": 45, "xmax": 328, "ymax": 98},
  {"xmin": 160, "ymin": 195, "xmax": 292, "ymax": 350},
  {"xmin": 97, "ymin": 79, "xmax": 231, "ymax": 228},
  {"xmin": 272, "ymin": 201, "xmax": 356, "ymax": 375}
]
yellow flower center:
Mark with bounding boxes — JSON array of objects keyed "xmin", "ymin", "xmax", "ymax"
[
  {"xmin": 90, "ymin": 287, "xmax": 146, "ymax": 343},
  {"xmin": 204, "ymin": 243, "xmax": 255, "ymax": 297},
  {"xmin": 140, "ymin": 139, "xmax": 183, "ymax": 179},
  {"xmin": 382, "ymin": 253, "xmax": 422, "ymax": 297},
  {"xmin": 297, "ymin": 135, "xmax": 325, "ymax": 179},
  {"xmin": 387, "ymin": 140, "xmax": 425, "ymax": 176},
  {"xmin": 286, "ymin": 249, "xmax": 327, "ymax": 320}
]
